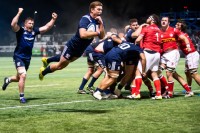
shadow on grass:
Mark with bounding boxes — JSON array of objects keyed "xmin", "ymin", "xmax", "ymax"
[
  {"xmin": 45, "ymin": 108, "xmax": 111, "ymax": 114},
  {"xmin": 10, "ymin": 97, "xmax": 48, "ymax": 103}
]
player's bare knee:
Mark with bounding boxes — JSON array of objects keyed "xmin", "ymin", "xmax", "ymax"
[
  {"xmin": 166, "ymin": 67, "xmax": 175, "ymax": 73},
  {"xmin": 109, "ymin": 73, "xmax": 119, "ymax": 79},
  {"xmin": 18, "ymin": 68, "xmax": 27, "ymax": 76},
  {"xmin": 190, "ymin": 68, "xmax": 198, "ymax": 75}
]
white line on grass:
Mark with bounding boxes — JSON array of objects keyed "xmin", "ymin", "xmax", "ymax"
[
  {"xmin": 0, "ymin": 100, "xmax": 93, "ymax": 110},
  {"xmin": 0, "ymin": 90, "xmax": 199, "ymax": 110}
]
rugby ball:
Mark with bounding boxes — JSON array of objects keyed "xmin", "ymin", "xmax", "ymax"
[{"xmin": 87, "ymin": 23, "xmax": 96, "ymax": 32}]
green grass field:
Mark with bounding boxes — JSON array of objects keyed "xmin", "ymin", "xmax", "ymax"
[{"xmin": 0, "ymin": 57, "xmax": 200, "ymax": 133}]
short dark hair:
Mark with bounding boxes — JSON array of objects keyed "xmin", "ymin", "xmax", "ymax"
[
  {"xmin": 129, "ymin": 18, "xmax": 138, "ymax": 25},
  {"xmin": 89, "ymin": 1, "xmax": 103, "ymax": 12},
  {"xmin": 24, "ymin": 17, "xmax": 34, "ymax": 23},
  {"xmin": 177, "ymin": 20, "xmax": 187, "ymax": 32}
]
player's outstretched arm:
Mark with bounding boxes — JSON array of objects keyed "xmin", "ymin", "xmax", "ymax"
[
  {"xmin": 39, "ymin": 12, "xmax": 58, "ymax": 34},
  {"xmin": 11, "ymin": 8, "xmax": 23, "ymax": 32}
]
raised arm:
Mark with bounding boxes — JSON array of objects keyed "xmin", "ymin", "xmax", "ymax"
[
  {"xmin": 131, "ymin": 23, "xmax": 148, "ymax": 38},
  {"xmin": 11, "ymin": 8, "xmax": 23, "ymax": 32},
  {"xmin": 39, "ymin": 12, "xmax": 58, "ymax": 34}
]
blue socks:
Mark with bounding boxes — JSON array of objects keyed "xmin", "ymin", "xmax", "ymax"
[
  {"xmin": 88, "ymin": 76, "xmax": 98, "ymax": 87},
  {"xmin": 47, "ymin": 55, "xmax": 60, "ymax": 63},
  {"xmin": 42, "ymin": 66, "xmax": 53, "ymax": 76},
  {"xmin": 79, "ymin": 78, "xmax": 88, "ymax": 90}
]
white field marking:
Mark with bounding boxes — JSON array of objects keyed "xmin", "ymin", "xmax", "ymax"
[
  {"xmin": 8, "ymin": 84, "xmax": 60, "ymax": 89},
  {"xmin": 0, "ymin": 90, "xmax": 199, "ymax": 110},
  {"xmin": 0, "ymin": 100, "xmax": 93, "ymax": 110}
]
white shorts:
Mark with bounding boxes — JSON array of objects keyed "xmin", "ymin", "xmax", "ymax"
[
  {"xmin": 161, "ymin": 49, "xmax": 180, "ymax": 68},
  {"xmin": 138, "ymin": 51, "xmax": 160, "ymax": 73},
  {"xmin": 185, "ymin": 51, "xmax": 200, "ymax": 70}
]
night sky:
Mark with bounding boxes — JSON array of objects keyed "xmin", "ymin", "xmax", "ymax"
[{"xmin": 0, "ymin": 0, "xmax": 199, "ymax": 45}]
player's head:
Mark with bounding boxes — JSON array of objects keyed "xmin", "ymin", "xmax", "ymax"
[
  {"xmin": 175, "ymin": 20, "xmax": 187, "ymax": 32},
  {"xmin": 129, "ymin": 18, "xmax": 139, "ymax": 30},
  {"xmin": 147, "ymin": 14, "xmax": 160, "ymax": 25},
  {"xmin": 161, "ymin": 16, "xmax": 170, "ymax": 28},
  {"xmin": 89, "ymin": 1, "xmax": 103, "ymax": 16},
  {"xmin": 24, "ymin": 17, "xmax": 34, "ymax": 31}
]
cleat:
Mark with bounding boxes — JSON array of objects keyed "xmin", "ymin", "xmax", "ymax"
[
  {"xmin": 87, "ymin": 86, "xmax": 95, "ymax": 93},
  {"xmin": 102, "ymin": 93, "xmax": 111, "ymax": 99},
  {"xmin": 134, "ymin": 94, "xmax": 141, "ymax": 99},
  {"xmin": 39, "ymin": 67, "xmax": 45, "ymax": 81},
  {"xmin": 126, "ymin": 94, "xmax": 136, "ymax": 99},
  {"xmin": 152, "ymin": 95, "xmax": 162, "ymax": 100},
  {"xmin": 93, "ymin": 90, "xmax": 102, "ymax": 100},
  {"xmin": 126, "ymin": 94, "xmax": 141, "ymax": 99},
  {"xmin": 2, "ymin": 77, "xmax": 10, "ymax": 91},
  {"xmin": 102, "ymin": 93, "xmax": 118, "ymax": 99},
  {"xmin": 77, "ymin": 89, "xmax": 87, "ymax": 94},
  {"xmin": 149, "ymin": 91, "xmax": 155, "ymax": 98},
  {"xmin": 162, "ymin": 91, "xmax": 170, "ymax": 99},
  {"xmin": 109, "ymin": 94, "xmax": 118, "ymax": 99},
  {"xmin": 162, "ymin": 95, "xmax": 170, "ymax": 99},
  {"xmin": 185, "ymin": 91, "xmax": 194, "ymax": 97},
  {"xmin": 42, "ymin": 57, "xmax": 49, "ymax": 68},
  {"xmin": 114, "ymin": 88, "xmax": 121, "ymax": 97},
  {"xmin": 20, "ymin": 97, "xmax": 26, "ymax": 103}
]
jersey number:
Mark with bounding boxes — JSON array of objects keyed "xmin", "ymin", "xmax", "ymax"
[{"xmin": 118, "ymin": 43, "xmax": 130, "ymax": 50}]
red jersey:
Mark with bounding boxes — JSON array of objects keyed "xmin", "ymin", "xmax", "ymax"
[
  {"xmin": 178, "ymin": 32, "xmax": 196, "ymax": 55},
  {"xmin": 161, "ymin": 26, "xmax": 182, "ymax": 52},
  {"xmin": 140, "ymin": 24, "xmax": 161, "ymax": 52}
]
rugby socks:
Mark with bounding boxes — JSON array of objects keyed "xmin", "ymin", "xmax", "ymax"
[
  {"xmin": 188, "ymin": 86, "xmax": 192, "ymax": 91},
  {"xmin": 153, "ymin": 78, "xmax": 161, "ymax": 96},
  {"xmin": 131, "ymin": 85, "xmax": 136, "ymax": 95},
  {"xmin": 183, "ymin": 84, "xmax": 191, "ymax": 92},
  {"xmin": 109, "ymin": 82, "xmax": 117, "ymax": 94},
  {"xmin": 19, "ymin": 93, "xmax": 24, "ymax": 99},
  {"xmin": 47, "ymin": 54, "xmax": 60, "ymax": 63},
  {"xmin": 104, "ymin": 89, "xmax": 111, "ymax": 95},
  {"xmin": 168, "ymin": 81, "xmax": 174, "ymax": 97},
  {"xmin": 95, "ymin": 87, "xmax": 103, "ymax": 93},
  {"xmin": 134, "ymin": 76, "xmax": 142, "ymax": 95},
  {"xmin": 117, "ymin": 84, "xmax": 123, "ymax": 90},
  {"xmin": 159, "ymin": 75, "xmax": 169, "ymax": 91},
  {"xmin": 88, "ymin": 76, "xmax": 98, "ymax": 88},
  {"xmin": 79, "ymin": 78, "xmax": 88, "ymax": 90},
  {"xmin": 42, "ymin": 66, "xmax": 53, "ymax": 76}
]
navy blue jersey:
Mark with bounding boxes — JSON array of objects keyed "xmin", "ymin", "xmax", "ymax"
[
  {"xmin": 103, "ymin": 38, "xmax": 116, "ymax": 53},
  {"xmin": 88, "ymin": 38, "xmax": 116, "ymax": 54},
  {"xmin": 66, "ymin": 14, "xmax": 99, "ymax": 55},
  {"xmin": 125, "ymin": 28, "xmax": 136, "ymax": 43},
  {"xmin": 107, "ymin": 41, "xmax": 143, "ymax": 62},
  {"xmin": 14, "ymin": 27, "xmax": 40, "ymax": 60},
  {"xmin": 84, "ymin": 38, "xmax": 116, "ymax": 68}
]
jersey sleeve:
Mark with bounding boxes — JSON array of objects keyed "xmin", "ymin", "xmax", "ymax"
[
  {"xmin": 33, "ymin": 27, "xmax": 40, "ymax": 35},
  {"xmin": 79, "ymin": 17, "xmax": 90, "ymax": 29}
]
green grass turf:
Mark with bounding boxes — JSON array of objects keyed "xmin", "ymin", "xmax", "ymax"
[{"xmin": 0, "ymin": 57, "xmax": 200, "ymax": 133}]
